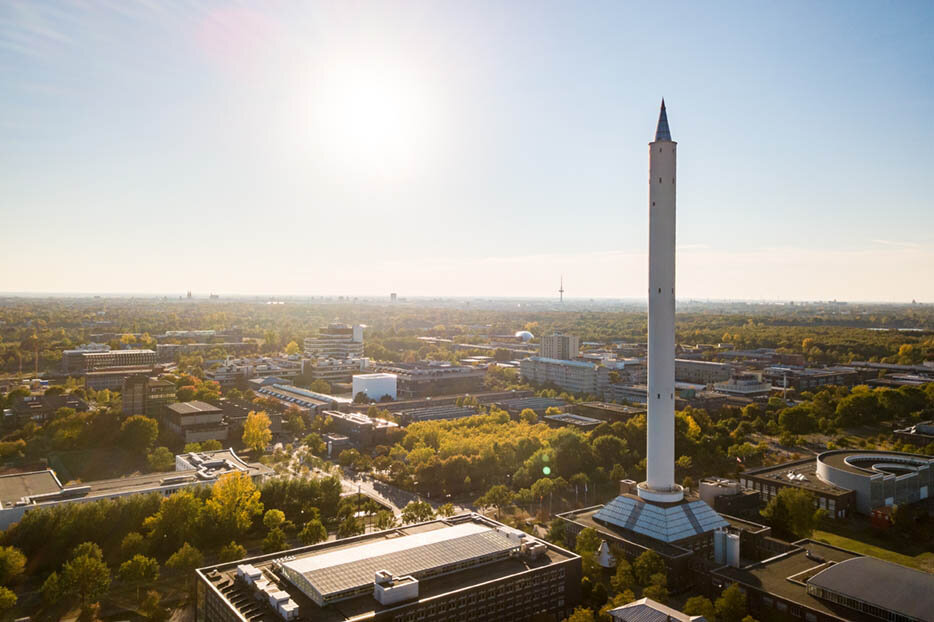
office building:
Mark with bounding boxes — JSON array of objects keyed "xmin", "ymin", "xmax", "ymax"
[
  {"xmin": 0, "ymin": 449, "xmax": 271, "ymax": 529},
  {"xmin": 710, "ymin": 540, "xmax": 934, "ymax": 622},
  {"xmin": 61, "ymin": 342, "xmax": 110, "ymax": 374},
  {"xmin": 195, "ymin": 513, "xmax": 581, "ymax": 622},
  {"xmin": 519, "ymin": 357, "xmax": 607, "ymax": 396},
  {"xmin": 121, "ymin": 375, "xmax": 148, "ymax": 415},
  {"xmin": 608, "ymin": 598, "xmax": 706, "ymax": 622},
  {"xmin": 573, "ymin": 402, "xmax": 645, "ymax": 423},
  {"xmin": 256, "ymin": 384, "xmax": 343, "ymax": 416},
  {"xmin": 164, "ymin": 401, "xmax": 227, "ymax": 444},
  {"xmin": 674, "ymin": 359, "xmax": 732, "ymax": 384},
  {"xmin": 320, "ymin": 410, "xmax": 398, "ymax": 447},
  {"xmin": 205, "ymin": 356, "xmax": 303, "ymax": 387},
  {"xmin": 492, "ymin": 396, "xmax": 568, "ymax": 416},
  {"xmin": 540, "ymin": 334, "xmax": 580, "ymax": 361},
  {"xmin": 304, "ymin": 323, "xmax": 365, "ymax": 358},
  {"xmin": 352, "ymin": 373, "xmax": 398, "ymax": 402},
  {"xmin": 543, "ymin": 413, "xmax": 602, "ymax": 431},
  {"xmin": 893, "ymin": 420, "xmax": 934, "ymax": 447},
  {"xmin": 395, "ymin": 405, "xmax": 479, "ymax": 426},
  {"xmin": 302, "ymin": 357, "xmax": 369, "ymax": 385},
  {"xmin": 740, "ymin": 450, "xmax": 933, "ymax": 516},
  {"xmin": 712, "ymin": 373, "xmax": 772, "ymax": 398},
  {"xmin": 71, "ymin": 349, "xmax": 157, "ymax": 373},
  {"xmin": 156, "ymin": 341, "xmax": 256, "ymax": 363},
  {"xmin": 763, "ymin": 366, "xmax": 860, "ymax": 391},
  {"xmin": 373, "ymin": 363, "xmax": 486, "ymax": 399},
  {"xmin": 8, "ymin": 393, "xmax": 89, "ymax": 426}
]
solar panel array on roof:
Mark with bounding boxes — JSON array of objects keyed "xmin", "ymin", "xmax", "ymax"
[
  {"xmin": 594, "ymin": 496, "xmax": 728, "ymax": 543},
  {"xmin": 281, "ymin": 523, "xmax": 519, "ymax": 603}
]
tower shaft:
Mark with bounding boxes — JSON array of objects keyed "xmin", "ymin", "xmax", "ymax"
[{"xmin": 640, "ymin": 101, "xmax": 683, "ymax": 502}]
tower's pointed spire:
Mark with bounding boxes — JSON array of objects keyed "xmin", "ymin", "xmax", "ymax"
[{"xmin": 654, "ymin": 98, "xmax": 671, "ymax": 141}]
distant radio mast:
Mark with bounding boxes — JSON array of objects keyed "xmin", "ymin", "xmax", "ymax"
[{"xmin": 558, "ymin": 275, "xmax": 565, "ymax": 303}]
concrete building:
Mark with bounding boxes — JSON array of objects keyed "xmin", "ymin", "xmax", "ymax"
[
  {"xmin": 72, "ymin": 349, "xmax": 157, "ymax": 373},
  {"xmin": 121, "ymin": 375, "xmax": 148, "ymax": 415},
  {"xmin": 61, "ymin": 343, "xmax": 110, "ymax": 374},
  {"xmin": 304, "ymin": 323, "xmax": 365, "ymax": 359},
  {"xmin": 519, "ymin": 357, "xmax": 607, "ymax": 396},
  {"xmin": 164, "ymin": 401, "xmax": 227, "ymax": 444},
  {"xmin": 763, "ymin": 366, "xmax": 860, "ymax": 391},
  {"xmin": 156, "ymin": 341, "xmax": 256, "ymax": 363},
  {"xmin": 302, "ymin": 357, "xmax": 369, "ymax": 385},
  {"xmin": 321, "ymin": 410, "xmax": 398, "ymax": 447},
  {"xmin": 742, "ymin": 450, "xmax": 933, "ymax": 516},
  {"xmin": 0, "ymin": 449, "xmax": 271, "ymax": 529},
  {"xmin": 492, "ymin": 396, "xmax": 569, "ymax": 416},
  {"xmin": 8, "ymin": 393, "xmax": 88, "ymax": 426},
  {"xmin": 352, "ymin": 373, "xmax": 398, "ymax": 402},
  {"xmin": 674, "ymin": 359, "xmax": 732, "ymax": 384},
  {"xmin": 195, "ymin": 513, "xmax": 581, "ymax": 622},
  {"xmin": 608, "ymin": 598, "xmax": 706, "ymax": 622},
  {"xmin": 713, "ymin": 372, "xmax": 773, "ymax": 398},
  {"xmin": 395, "ymin": 405, "xmax": 479, "ymax": 426},
  {"xmin": 540, "ymin": 334, "xmax": 580, "ymax": 361},
  {"xmin": 543, "ymin": 413, "xmax": 602, "ymax": 431},
  {"xmin": 256, "ymin": 384, "xmax": 345, "ymax": 416},
  {"xmin": 893, "ymin": 420, "xmax": 934, "ymax": 447},
  {"xmin": 205, "ymin": 356, "xmax": 303, "ymax": 387},
  {"xmin": 573, "ymin": 402, "xmax": 646, "ymax": 423},
  {"xmin": 711, "ymin": 541, "xmax": 934, "ymax": 622},
  {"xmin": 122, "ymin": 376, "xmax": 176, "ymax": 416},
  {"xmin": 373, "ymin": 363, "xmax": 486, "ymax": 399},
  {"xmin": 85, "ymin": 365, "xmax": 158, "ymax": 391}
]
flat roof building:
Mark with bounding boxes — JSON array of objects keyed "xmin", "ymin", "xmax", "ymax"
[
  {"xmin": 196, "ymin": 513, "xmax": 581, "ymax": 622},
  {"xmin": 304, "ymin": 323, "xmax": 365, "ymax": 359},
  {"xmin": 372, "ymin": 363, "xmax": 486, "ymax": 399},
  {"xmin": 573, "ymin": 402, "xmax": 646, "ymax": 423},
  {"xmin": 543, "ymin": 413, "xmax": 602, "ymax": 430},
  {"xmin": 0, "ymin": 449, "xmax": 271, "ymax": 529},
  {"xmin": 395, "ymin": 405, "xmax": 479, "ymax": 426},
  {"xmin": 608, "ymin": 597, "xmax": 706, "ymax": 622}
]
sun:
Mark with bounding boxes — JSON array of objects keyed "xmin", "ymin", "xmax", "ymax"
[{"xmin": 309, "ymin": 62, "xmax": 439, "ymax": 180}]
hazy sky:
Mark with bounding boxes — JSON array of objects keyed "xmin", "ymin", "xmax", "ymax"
[{"xmin": 2, "ymin": 1, "xmax": 933, "ymax": 301}]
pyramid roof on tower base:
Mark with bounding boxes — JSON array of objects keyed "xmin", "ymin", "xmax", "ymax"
[{"xmin": 593, "ymin": 493, "xmax": 728, "ymax": 544}]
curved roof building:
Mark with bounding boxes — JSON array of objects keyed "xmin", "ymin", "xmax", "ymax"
[{"xmin": 815, "ymin": 449, "xmax": 933, "ymax": 513}]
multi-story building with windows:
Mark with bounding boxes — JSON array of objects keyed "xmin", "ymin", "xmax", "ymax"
[
  {"xmin": 164, "ymin": 401, "xmax": 227, "ymax": 444},
  {"xmin": 204, "ymin": 356, "xmax": 303, "ymax": 387},
  {"xmin": 195, "ymin": 513, "xmax": 581, "ymax": 622},
  {"xmin": 540, "ymin": 334, "xmax": 580, "ymax": 361},
  {"xmin": 304, "ymin": 323, "xmax": 365, "ymax": 358},
  {"xmin": 61, "ymin": 343, "xmax": 111, "ymax": 374},
  {"xmin": 302, "ymin": 357, "xmax": 369, "ymax": 385},
  {"xmin": 674, "ymin": 359, "xmax": 732, "ymax": 384},
  {"xmin": 372, "ymin": 363, "xmax": 486, "ymax": 399},
  {"xmin": 73, "ymin": 349, "xmax": 157, "ymax": 373},
  {"xmin": 519, "ymin": 357, "xmax": 608, "ymax": 396}
]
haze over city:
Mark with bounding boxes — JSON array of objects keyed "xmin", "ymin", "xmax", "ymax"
[{"xmin": 2, "ymin": 1, "xmax": 933, "ymax": 301}]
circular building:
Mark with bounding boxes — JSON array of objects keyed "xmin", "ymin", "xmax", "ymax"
[
  {"xmin": 514, "ymin": 330, "xmax": 534, "ymax": 342},
  {"xmin": 815, "ymin": 449, "xmax": 933, "ymax": 514}
]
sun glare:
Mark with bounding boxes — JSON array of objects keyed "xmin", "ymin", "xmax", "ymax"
[{"xmin": 310, "ymin": 62, "xmax": 439, "ymax": 180}]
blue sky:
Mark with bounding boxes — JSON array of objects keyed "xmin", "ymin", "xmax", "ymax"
[{"xmin": 2, "ymin": 1, "xmax": 932, "ymax": 301}]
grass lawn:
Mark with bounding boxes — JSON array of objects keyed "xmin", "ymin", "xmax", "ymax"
[{"xmin": 812, "ymin": 528, "xmax": 934, "ymax": 572}]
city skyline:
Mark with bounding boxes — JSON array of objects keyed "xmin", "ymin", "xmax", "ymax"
[{"xmin": 2, "ymin": 1, "xmax": 933, "ymax": 301}]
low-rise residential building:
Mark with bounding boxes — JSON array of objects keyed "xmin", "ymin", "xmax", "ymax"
[
  {"xmin": 0, "ymin": 449, "xmax": 271, "ymax": 529},
  {"xmin": 195, "ymin": 513, "xmax": 581, "ymax": 622}
]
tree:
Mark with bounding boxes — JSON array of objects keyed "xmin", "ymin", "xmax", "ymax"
[
  {"xmin": 176, "ymin": 385, "xmax": 197, "ymax": 402},
  {"xmin": 519, "ymin": 408, "xmax": 538, "ymax": 424},
  {"xmin": 147, "ymin": 446, "xmax": 175, "ymax": 471},
  {"xmin": 611, "ymin": 558, "xmax": 636, "ymax": 593},
  {"xmin": 475, "ymin": 484, "xmax": 515, "ymax": 518},
  {"xmin": 62, "ymin": 548, "xmax": 111, "ymax": 606},
  {"xmin": 165, "ymin": 543, "xmax": 204, "ymax": 573},
  {"xmin": 263, "ymin": 527, "xmax": 287, "ymax": 552},
  {"xmin": 715, "ymin": 583, "xmax": 748, "ymax": 622},
  {"xmin": 0, "ymin": 587, "xmax": 15, "ymax": 611},
  {"xmin": 143, "ymin": 490, "xmax": 203, "ymax": 555},
  {"xmin": 41, "ymin": 571, "xmax": 62, "ymax": 603},
  {"xmin": 140, "ymin": 590, "xmax": 169, "ymax": 622},
  {"xmin": 437, "ymin": 503, "xmax": 456, "ymax": 517},
  {"xmin": 284, "ymin": 341, "xmax": 301, "ymax": 355},
  {"xmin": 263, "ymin": 509, "xmax": 286, "ymax": 530},
  {"xmin": 119, "ymin": 555, "xmax": 159, "ymax": 583},
  {"xmin": 761, "ymin": 488, "xmax": 819, "ymax": 538},
  {"xmin": 575, "ymin": 527, "xmax": 601, "ymax": 555},
  {"xmin": 400, "ymin": 501, "xmax": 435, "ymax": 524},
  {"xmin": 633, "ymin": 550, "xmax": 666, "ymax": 586},
  {"xmin": 242, "ymin": 410, "xmax": 272, "ymax": 454},
  {"xmin": 684, "ymin": 595, "xmax": 716, "ymax": 620},
  {"xmin": 299, "ymin": 519, "xmax": 328, "ymax": 545},
  {"xmin": 206, "ymin": 472, "xmax": 264, "ymax": 536},
  {"xmin": 0, "ymin": 546, "xmax": 26, "ymax": 584},
  {"xmin": 121, "ymin": 415, "xmax": 159, "ymax": 452},
  {"xmin": 565, "ymin": 607, "xmax": 596, "ymax": 622},
  {"xmin": 375, "ymin": 511, "xmax": 397, "ymax": 531},
  {"xmin": 219, "ymin": 541, "xmax": 247, "ymax": 562},
  {"xmin": 310, "ymin": 379, "xmax": 332, "ymax": 394},
  {"xmin": 202, "ymin": 439, "xmax": 223, "ymax": 451},
  {"xmin": 642, "ymin": 572, "xmax": 669, "ymax": 604},
  {"xmin": 338, "ymin": 517, "xmax": 364, "ymax": 538}
]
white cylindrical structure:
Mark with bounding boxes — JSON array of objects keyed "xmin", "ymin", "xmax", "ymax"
[{"xmin": 639, "ymin": 100, "xmax": 683, "ymax": 502}]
